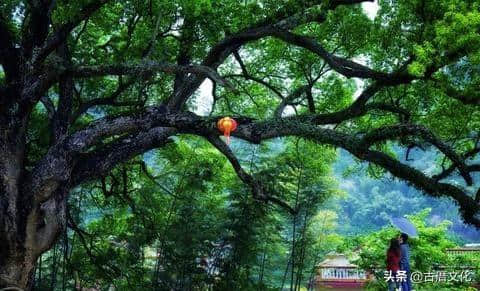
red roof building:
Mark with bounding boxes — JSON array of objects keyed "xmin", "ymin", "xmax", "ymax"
[{"xmin": 314, "ymin": 253, "xmax": 372, "ymax": 290}]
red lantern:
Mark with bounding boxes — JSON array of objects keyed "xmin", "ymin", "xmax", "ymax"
[{"xmin": 217, "ymin": 117, "xmax": 237, "ymax": 144}]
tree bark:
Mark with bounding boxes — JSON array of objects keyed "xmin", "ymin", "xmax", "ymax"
[
  {"xmin": 0, "ymin": 192, "xmax": 66, "ymax": 290},
  {"xmin": 0, "ymin": 108, "xmax": 65, "ymax": 289},
  {"xmin": 0, "ymin": 258, "xmax": 36, "ymax": 290},
  {"xmin": 0, "ymin": 94, "xmax": 34, "ymax": 289}
]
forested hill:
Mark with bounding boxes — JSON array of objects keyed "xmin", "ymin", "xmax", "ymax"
[{"xmin": 331, "ymin": 148, "xmax": 480, "ymax": 242}]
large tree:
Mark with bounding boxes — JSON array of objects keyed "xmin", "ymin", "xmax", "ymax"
[{"xmin": 1, "ymin": 0, "xmax": 480, "ymax": 288}]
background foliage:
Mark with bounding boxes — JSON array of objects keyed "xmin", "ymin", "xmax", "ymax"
[{"xmin": 3, "ymin": 0, "xmax": 479, "ymax": 289}]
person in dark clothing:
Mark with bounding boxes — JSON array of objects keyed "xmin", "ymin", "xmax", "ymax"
[
  {"xmin": 399, "ymin": 233, "xmax": 412, "ymax": 291},
  {"xmin": 386, "ymin": 238, "xmax": 401, "ymax": 291}
]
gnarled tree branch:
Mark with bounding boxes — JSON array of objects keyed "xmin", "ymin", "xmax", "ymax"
[
  {"xmin": 206, "ymin": 134, "xmax": 296, "ymax": 214},
  {"xmin": 68, "ymin": 62, "xmax": 235, "ymax": 90},
  {"xmin": 31, "ymin": 0, "xmax": 110, "ymax": 66}
]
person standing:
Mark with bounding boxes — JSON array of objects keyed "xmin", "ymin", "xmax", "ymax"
[
  {"xmin": 386, "ymin": 238, "xmax": 401, "ymax": 291},
  {"xmin": 399, "ymin": 233, "xmax": 412, "ymax": 291}
]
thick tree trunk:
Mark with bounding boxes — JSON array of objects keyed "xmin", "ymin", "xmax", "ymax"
[
  {"xmin": 0, "ymin": 106, "xmax": 64, "ymax": 290},
  {"xmin": 0, "ymin": 256, "xmax": 36, "ymax": 290},
  {"xmin": 0, "ymin": 174, "xmax": 38, "ymax": 289},
  {"xmin": 0, "ymin": 193, "xmax": 65, "ymax": 290},
  {"xmin": 0, "ymin": 114, "xmax": 33, "ymax": 289}
]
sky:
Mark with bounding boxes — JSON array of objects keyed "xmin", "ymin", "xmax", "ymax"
[{"xmin": 362, "ymin": 0, "xmax": 380, "ymax": 20}]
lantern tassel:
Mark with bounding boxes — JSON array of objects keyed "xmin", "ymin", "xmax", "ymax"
[{"xmin": 224, "ymin": 129, "xmax": 231, "ymax": 145}]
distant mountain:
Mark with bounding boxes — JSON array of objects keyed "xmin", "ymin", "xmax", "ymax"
[{"xmin": 330, "ymin": 147, "xmax": 480, "ymax": 243}]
